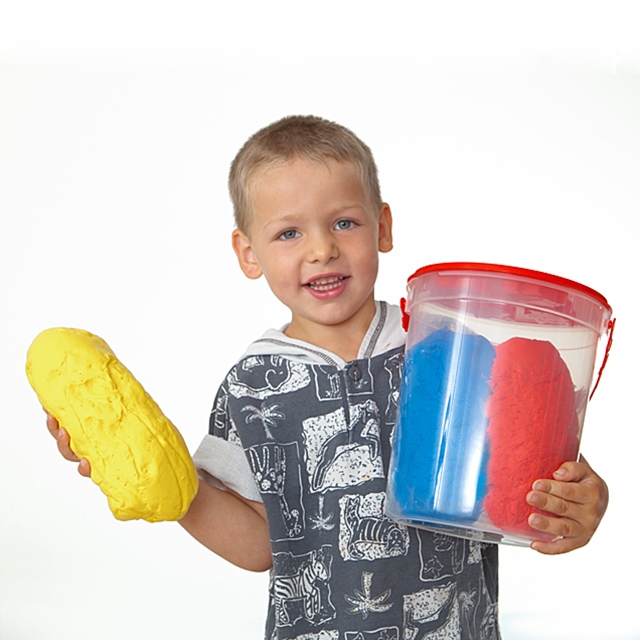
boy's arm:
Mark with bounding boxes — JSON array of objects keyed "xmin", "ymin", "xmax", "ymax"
[
  {"xmin": 46, "ymin": 413, "xmax": 272, "ymax": 572},
  {"xmin": 179, "ymin": 481, "xmax": 271, "ymax": 572},
  {"xmin": 525, "ymin": 455, "xmax": 609, "ymax": 555}
]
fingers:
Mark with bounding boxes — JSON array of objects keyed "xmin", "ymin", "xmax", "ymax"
[
  {"xmin": 77, "ymin": 458, "xmax": 92, "ymax": 478},
  {"xmin": 528, "ymin": 463, "xmax": 608, "ymax": 525},
  {"xmin": 45, "ymin": 410, "xmax": 60, "ymax": 437},
  {"xmin": 526, "ymin": 508, "xmax": 589, "ymax": 555},
  {"xmin": 54, "ymin": 425, "xmax": 82, "ymax": 463},
  {"xmin": 549, "ymin": 456, "xmax": 593, "ymax": 483},
  {"xmin": 526, "ymin": 458, "xmax": 609, "ymax": 555},
  {"xmin": 44, "ymin": 408, "xmax": 91, "ymax": 475},
  {"xmin": 529, "ymin": 535, "xmax": 585, "ymax": 555},
  {"xmin": 528, "ymin": 478, "xmax": 596, "ymax": 512},
  {"xmin": 45, "ymin": 409, "xmax": 79, "ymax": 461}
]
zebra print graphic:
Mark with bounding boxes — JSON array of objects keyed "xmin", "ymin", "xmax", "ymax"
[{"xmin": 272, "ymin": 547, "xmax": 335, "ymax": 628}]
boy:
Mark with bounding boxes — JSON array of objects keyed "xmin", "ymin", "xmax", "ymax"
[{"xmin": 50, "ymin": 115, "xmax": 608, "ymax": 639}]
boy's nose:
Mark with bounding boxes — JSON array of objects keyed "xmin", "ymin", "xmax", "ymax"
[{"xmin": 306, "ymin": 233, "xmax": 339, "ymax": 263}]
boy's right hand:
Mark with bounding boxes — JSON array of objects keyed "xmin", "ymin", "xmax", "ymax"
[{"xmin": 45, "ymin": 411, "xmax": 91, "ymax": 477}]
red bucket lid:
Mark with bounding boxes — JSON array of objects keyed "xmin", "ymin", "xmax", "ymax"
[{"xmin": 407, "ymin": 262, "xmax": 612, "ymax": 313}]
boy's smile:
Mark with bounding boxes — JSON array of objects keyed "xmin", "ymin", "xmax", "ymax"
[
  {"xmin": 232, "ymin": 158, "xmax": 393, "ymax": 358},
  {"xmin": 304, "ymin": 275, "xmax": 348, "ymax": 297}
]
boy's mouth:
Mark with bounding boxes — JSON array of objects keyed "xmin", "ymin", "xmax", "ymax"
[{"xmin": 305, "ymin": 276, "xmax": 348, "ymax": 292}]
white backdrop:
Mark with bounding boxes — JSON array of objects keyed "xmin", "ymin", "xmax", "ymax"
[{"xmin": 1, "ymin": 4, "xmax": 639, "ymax": 639}]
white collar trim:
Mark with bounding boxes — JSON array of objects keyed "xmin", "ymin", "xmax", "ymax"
[{"xmin": 240, "ymin": 301, "xmax": 405, "ymax": 367}]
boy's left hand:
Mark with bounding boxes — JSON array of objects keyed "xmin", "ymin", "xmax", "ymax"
[{"xmin": 526, "ymin": 455, "xmax": 608, "ymax": 555}]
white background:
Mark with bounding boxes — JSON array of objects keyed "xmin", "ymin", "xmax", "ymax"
[{"xmin": 1, "ymin": 3, "xmax": 639, "ymax": 639}]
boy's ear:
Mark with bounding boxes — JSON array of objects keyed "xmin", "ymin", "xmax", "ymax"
[
  {"xmin": 232, "ymin": 229, "xmax": 263, "ymax": 280},
  {"xmin": 378, "ymin": 203, "xmax": 393, "ymax": 253}
]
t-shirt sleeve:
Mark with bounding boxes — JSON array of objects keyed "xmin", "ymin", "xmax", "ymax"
[{"xmin": 192, "ymin": 377, "xmax": 262, "ymax": 504}]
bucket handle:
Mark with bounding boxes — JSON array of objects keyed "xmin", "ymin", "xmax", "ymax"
[
  {"xmin": 400, "ymin": 297, "xmax": 410, "ymax": 332},
  {"xmin": 589, "ymin": 318, "xmax": 616, "ymax": 401}
]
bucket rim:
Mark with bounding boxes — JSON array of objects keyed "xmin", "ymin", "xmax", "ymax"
[{"xmin": 407, "ymin": 262, "xmax": 611, "ymax": 313}]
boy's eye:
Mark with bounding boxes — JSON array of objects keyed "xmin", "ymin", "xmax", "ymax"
[
  {"xmin": 279, "ymin": 229, "xmax": 300, "ymax": 240},
  {"xmin": 335, "ymin": 219, "xmax": 354, "ymax": 230}
]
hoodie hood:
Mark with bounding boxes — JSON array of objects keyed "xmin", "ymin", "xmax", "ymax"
[{"xmin": 240, "ymin": 301, "xmax": 405, "ymax": 368}]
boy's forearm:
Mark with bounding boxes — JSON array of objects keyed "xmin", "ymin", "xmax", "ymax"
[{"xmin": 179, "ymin": 479, "xmax": 272, "ymax": 572}]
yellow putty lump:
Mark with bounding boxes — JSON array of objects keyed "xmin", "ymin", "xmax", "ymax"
[{"xmin": 26, "ymin": 327, "xmax": 198, "ymax": 522}]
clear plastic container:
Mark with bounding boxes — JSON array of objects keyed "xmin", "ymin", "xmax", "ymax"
[{"xmin": 386, "ymin": 262, "xmax": 614, "ymax": 545}]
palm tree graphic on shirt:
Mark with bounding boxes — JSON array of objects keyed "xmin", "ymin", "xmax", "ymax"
[{"xmin": 242, "ymin": 401, "xmax": 285, "ymax": 439}]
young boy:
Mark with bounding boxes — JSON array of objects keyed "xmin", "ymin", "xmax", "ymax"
[{"xmin": 50, "ymin": 115, "xmax": 608, "ymax": 639}]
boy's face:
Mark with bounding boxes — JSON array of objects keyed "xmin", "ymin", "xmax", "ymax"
[{"xmin": 232, "ymin": 158, "xmax": 393, "ymax": 348}]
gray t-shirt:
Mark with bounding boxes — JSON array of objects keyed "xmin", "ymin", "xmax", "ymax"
[{"xmin": 194, "ymin": 303, "xmax": 500, "ymax": 640}]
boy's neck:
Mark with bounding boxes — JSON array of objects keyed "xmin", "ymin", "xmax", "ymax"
[{"xmin": 284, "ymin": 300, "xmax": 377, "ymax": 362}]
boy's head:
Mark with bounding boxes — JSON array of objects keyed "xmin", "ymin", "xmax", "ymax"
[
  {"xmin": 229, "ymin": 115, "xmax": 382, "ymax": 234},
  {"xmin": 229, "ymin": 115, "xmax": 393, "ymax": 356}
]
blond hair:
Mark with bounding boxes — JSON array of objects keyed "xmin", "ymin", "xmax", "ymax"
[{"xmin": 229, "ymin": 115, "xmax": 382, "ymax": 232}]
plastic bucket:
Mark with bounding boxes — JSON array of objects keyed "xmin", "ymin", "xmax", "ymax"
[{"xmin": 385, "ymin": 262, "xmax": 613, "ymax": 545}]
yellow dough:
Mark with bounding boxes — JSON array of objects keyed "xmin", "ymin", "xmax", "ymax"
[{"xmin": 26, "ymin": 327, "xmax": 198, "ymax": 522}]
